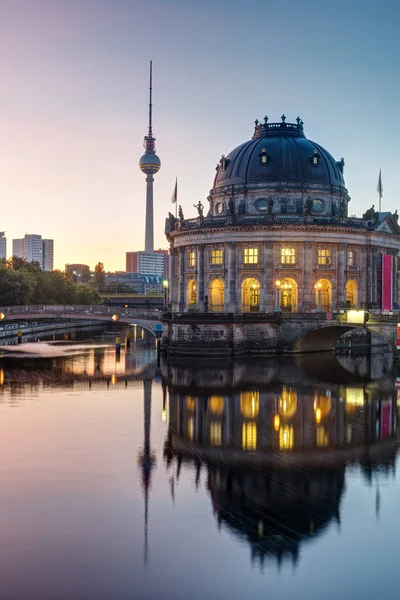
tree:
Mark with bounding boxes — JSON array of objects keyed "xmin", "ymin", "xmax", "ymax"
[
  {"xmin": 80, "ymin": 265, "xmax": 91, "ymax": 283},
  {"xmin": 0, "ymin": 269, "xmax": 33, "ymax": 305},
  {"xmin": 94, "ymin": 262, "xmax": 105, "ymax": 290}
]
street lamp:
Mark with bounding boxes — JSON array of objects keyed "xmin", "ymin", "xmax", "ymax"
[
  {"xmin": 275, "ymin": 280, "xmax": 282, "ymax": 312},
  {"xmin": 315, "ymin": 281, "xmax": 323, "ymax": 312},
  {"xmin": 162, "ymin": 279, "xmax": 169, "ymax": 310}
]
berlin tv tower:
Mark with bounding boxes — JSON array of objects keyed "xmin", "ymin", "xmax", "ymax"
[{"xmin": 139, "ymin": 61, "xmax": 161, "ymax": 253}]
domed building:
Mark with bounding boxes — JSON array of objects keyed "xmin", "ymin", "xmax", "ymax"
[{"xmin": 164, "ymin": 117, "xmax": 400, "ymax": 354}]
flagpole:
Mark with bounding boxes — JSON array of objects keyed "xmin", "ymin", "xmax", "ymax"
[
  {"xmin": 378, "ymin": 169, "xmax": 382, "ymax": 212},
  {"xmin": 175, "ymin": 177, "xmax": 178, "ymax": 218}
]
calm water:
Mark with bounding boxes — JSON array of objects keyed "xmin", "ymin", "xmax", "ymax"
[{"xmin": 0, "ymin": 327, "xmax": 398, "ymax": 600}]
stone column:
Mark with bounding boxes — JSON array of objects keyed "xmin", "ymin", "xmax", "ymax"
[
  {"xmin": 396, "ymin": 256, "xmax": 400, "ymax": 309},
  {"xmin": 170, "ymin": 249, "xmax": 178, "ymax": 311},
  {"xmin": 178, "ymin": 247, "xmax": 185, "ymax": 312},
  {"xmin": 226, "ymin": 242, "xmax": 237, "ymax": 312},
  {"xmin": 358, "ymin": 247, "xmax": 367, "ymax": 308},
  {"xmin": 366, "ymin": 244, "xmax": 372, "ymax": 307},
  {"xmin": 337, "ymin": 244, "xmax": 346, "ymax": 309},
  {"xmin": 197, "ymin": 244, "xmax": 205, "ymax": 307},
  {"xmin": 262, "ymin": 241, "xmax": 274, "ymax": 312},
  {"xmin": 302, "ymin": 242, "xmax": 314, "ymax": 311}
]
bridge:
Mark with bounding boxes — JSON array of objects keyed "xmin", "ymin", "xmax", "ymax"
[
  {"xmin": 0, "ymin": 304, "xmax": 397, "ymax": 354},
  {"xmin": 0, "ymin": 305, "xmax": 161, "ymax": 336}
]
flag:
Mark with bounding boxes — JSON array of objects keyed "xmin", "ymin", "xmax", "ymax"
[
  {"xmin": 171, "ymin": 178, "xmax": 177, "ymax": 204},
  {"xmin": 377, "ymin": 169, "xmax": 383, "ymax": 199}
]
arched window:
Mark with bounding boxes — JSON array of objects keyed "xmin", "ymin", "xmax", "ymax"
[
  {"xmin": 346, "ymin": 279, "xmax": 358, "ymax": 308},
  {"xmin": 240, "ymin": 391, "xmax": 259, "ymax": 418},
  {"xmin": 187, "ymin": 280, "xmax": 197, "ymax": 307},
  {"xmin": 209, "ymin": 278, "xmax": 225, "ymax": 312},
  {"xmin": 241, "ymin": 278, "xmax": 260, "ymax": 312}
]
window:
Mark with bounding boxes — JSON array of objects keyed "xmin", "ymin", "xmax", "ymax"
[
  {"xmin": 348, "ymin": 250, "xmax": 356, "ymax": 267},
  {"xmin": 210, "ymin": 249, "xmax": 223, "ymax": 265},
  {"xmin": 259, "ymin": 147, "xmax": 269, "ymax": 165},
  {"xmin": 188, "ymin": 250, "xmax": 196, "ymax": 267},
  {"xmin": 318, "ymin": 249, "xmax": 331, "ymax": 265},
  {"xmin": 244, "ymin": 248, "xmax": 258, "ymax": 264},
  {"xmin": 281, "ymin": 248, "xmax": 295, "ymax": 264}
]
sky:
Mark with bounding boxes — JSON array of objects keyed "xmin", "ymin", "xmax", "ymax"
[{"xmin": 0, "ymin": 0, "xmax": 399, "ymax": 271}]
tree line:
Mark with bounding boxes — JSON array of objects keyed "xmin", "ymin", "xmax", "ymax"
[{"xmin": 0, "ymin": 257, "xmax": 101, "ymax": 305}]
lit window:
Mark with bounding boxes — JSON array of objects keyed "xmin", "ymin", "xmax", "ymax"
[
  {"xmin": 186, "ymin": 396, "xmax": 195, "ymax": 411},
  {"xmin": 318, "ymin": 249, "xmax": 331, "ymax": 265},
  {"xmin": 279, "ymin": 425, "xmax": 294, "ymax": 451},
  {"xmin": 211, "ymin": 249, "xmax": 223, "ymax": 265},
  {"xmin": 348, "ymin": 250, "xmax": 356, "ymax": 267},
  {"xmin": 242, "ymin": 422, "xmax": 257, "ymax": 450},
  {"xmin": 188, "ymin": 250, "xmax": 196, "ymax": 267},
  {"xmin": 210, "ymin": 422, "xmax": 222, "ymax": 446},
  {"xmin": 281, "ymin": 248, "xmax": 295, "ymax": 264},
  {"xmin": 310, "ymin": 149, "xmax": 321, "ymax": 166},
  {"xmin": 244, "ymin": 248, "xmax": 258, "ymax": 264}
]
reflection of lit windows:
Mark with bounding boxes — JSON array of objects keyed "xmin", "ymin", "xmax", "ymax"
[
  {"xmin": 240, "ymin": 391, "xmax": 259, "ymax": 418},
  {"xmin": 188, "ymin": 250, "xmax": 196, "ymax": 267},
  {"xmin": 274, "ymin": 414, "xmax": 280, "ymax": 431},
  {"xmin": 210, "ymin": 249, "xmax": 223, "ymax": 265},
  {"xmin": 281, "ymin": 248, "xmax": 295, "ymax": 264},
  {"xmin": 279, "ymin": 387, "xmax": 297, "ymax": 418},
  {"xmin": 316, "ymin": 426, "xmax": 329, "ymax": 447},
  {"xmin": 208, "ymin": 396, "xmax": 224, "ymax": 415},
  {"xmin": 244, "ymin": 248, "xmax": 258, "ymax": 264},
  {"xmin": 210, "ymin": 422, "xmax": 222, "ymax": 446},
  {"xmin": 279, "ymin": 425, "xmax": 294, "ymax": 450},
  {"xmin": 187, "ymin": 417, "xmax": 194, "ymax": 440},
  {"xmin": 318, "ymin": 249, "xmax": 331, "ymax": 265},
  {"xmin": 186, "ymin": 396, "xmax": 195, "ymax": 411},
  {"xmin": 242, "ymin": 422, "xmax": 257, "ymax": 450},
  {"xmin": 345, "ymin": 387, "xmax": 364, "ymax": 411},
  {"xmin": 313, "ymin": 391, "xmax": 331, "ymax": 422}
]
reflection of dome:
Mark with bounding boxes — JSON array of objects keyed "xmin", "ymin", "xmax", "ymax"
[
  {"xmin": 208, "ymin": 466, "xmax": 344, "ymax": 566},
  {"xmin": 214, "ymin": 120, "xmax": 345, "ymax": 193}
]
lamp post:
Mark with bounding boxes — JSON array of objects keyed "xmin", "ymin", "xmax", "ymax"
[
  {"xmin": 315, "ymin": 281, "xmax": 323, "ymax": 312},
  {"xmin": 275, "ymin": 280, "xmax": 281, "ymax": 312},
  {"xmin": 162, "ymin": 279, "xmax": 169, "ymax": 310}
]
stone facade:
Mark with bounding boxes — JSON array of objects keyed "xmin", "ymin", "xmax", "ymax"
[{"xmin": 163, "ymin": 117, "xmax": 400, "ymax": 354}]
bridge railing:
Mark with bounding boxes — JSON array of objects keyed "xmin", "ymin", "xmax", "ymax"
[{"xmin": 0, "ymin": 305, "xmax": 161, "ymax": 321}]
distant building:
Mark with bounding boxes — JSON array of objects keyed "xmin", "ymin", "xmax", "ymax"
[
  {"xmin": 65, "ymin": 263, "xmax": 90, "ymax": 282},
  {"xmin": 126, "ymin": 249, "xmax": 169, "ymax": 278},
  {"xmin": 12, "ymin": 234, "xmax": 54, "ymax": 271},
  {"xmin": 0, "ymin": 232, "xmax": 6, "ymax": 260},
  {"xmin": 105, "ymin": 272, "xmax": 163, "ymax": 294},
  {"xmin": 42, "ymin": 239, "xmax": 54, "ymax": 272}
]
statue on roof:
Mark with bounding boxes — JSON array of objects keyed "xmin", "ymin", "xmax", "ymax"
[
  {"xmin": 393, "ymin": 210, "xmax": 399, "ymax": 223},
  {"xmin": 178, "ymin": 205, "xmax": 184, "ymax": 220},
  {"xmin": 193, "ymin": 201, "xmax": 204, "ymax": 218},
  {"xmin": 305, "ymin": 198, "xmax": 313, "ymax": 215},
  {"xmin": 362, "ymin": 205, "xmax": 378, "ymax": 221}
]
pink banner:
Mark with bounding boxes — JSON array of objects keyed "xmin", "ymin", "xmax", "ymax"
[{"xmin": 382, "ymin": 254, "xmax": 393, "ymax": 310}]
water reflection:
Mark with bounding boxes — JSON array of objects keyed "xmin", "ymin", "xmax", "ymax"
[{"xmin": 163, "ymin": 356, "xmax": 398, "ymax": 568}]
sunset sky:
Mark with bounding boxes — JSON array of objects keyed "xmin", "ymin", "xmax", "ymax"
[{"xmin": 0, "ymin": 0, "xmax": 399, "ymax": 271}]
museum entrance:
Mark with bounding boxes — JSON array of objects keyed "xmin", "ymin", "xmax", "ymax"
[{"xmin": 241, "ymin": 278, "xmax": 260, "ymax": 312}]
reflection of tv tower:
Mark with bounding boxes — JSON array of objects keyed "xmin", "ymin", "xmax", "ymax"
[{"xmin": 137, "ymin": 379, "xmax": 156, "ymax": 564}]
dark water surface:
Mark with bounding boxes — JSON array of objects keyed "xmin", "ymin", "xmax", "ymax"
[{"xmin": 0, "ymin": 328, "xmax": 398, "ymax": 600}]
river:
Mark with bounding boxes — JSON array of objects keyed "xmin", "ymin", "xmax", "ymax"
[{"xmin": 0, "ymin": 325, "xmax": 398, "ymax": 600}]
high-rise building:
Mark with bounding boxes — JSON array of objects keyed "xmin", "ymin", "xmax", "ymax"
[
  {"xmin": 126, "ymin": 249, "xmax": 168, "ymax": 278},
  {"xmin": 0, "ymin": 232, "xmax": 6, "ymax": 260},
  {"xmin": 42, "ymin": 239, "xmax": 54, "ymax": 271},
  {"xmin": 12, "ymin": 234, "xmax": 54, "ymax": 271},
  {"xmin": 139, "ymin": 61, "xmax": 161, "ymax": 253}
]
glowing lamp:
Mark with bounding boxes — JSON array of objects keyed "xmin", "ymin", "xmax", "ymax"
[{"xmin": 112, "ymin": 314, "xmax": 119, "ymax": 321}]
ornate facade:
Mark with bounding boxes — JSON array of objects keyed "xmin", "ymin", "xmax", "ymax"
[{"xmin": 166, "ymin": 117, "xmax": 400, "ymax": 314}]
